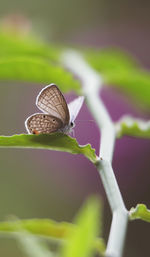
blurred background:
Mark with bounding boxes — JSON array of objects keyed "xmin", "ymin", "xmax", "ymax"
[{"xmin": 0, "ymin": 0, "xmax": 150, "ymax": 256}]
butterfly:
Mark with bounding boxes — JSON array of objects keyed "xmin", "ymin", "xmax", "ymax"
[{"xmin": 25, "ymin": 84, "xmax": 84, "ymax": 135}]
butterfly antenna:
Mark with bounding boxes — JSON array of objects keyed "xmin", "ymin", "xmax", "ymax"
[{"xmin": 75, "ymin": 119, "xmax": 96, "ymax": 124}]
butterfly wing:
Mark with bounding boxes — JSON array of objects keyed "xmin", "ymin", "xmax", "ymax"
[
  {"xmin": 25, "ymin": 113, "xmax": 63, "ymax": 134},
  {"xmin": 68, "ymin": 96, "xmax": 84, "ymax": 123},
  {"xmin": 36, "ymin": 84, "xmax": 70, "ymax": 126}
]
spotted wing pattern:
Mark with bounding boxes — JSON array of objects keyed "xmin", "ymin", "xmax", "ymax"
[
  {"xmin": 25, "ymin": 113, "xmax": 63, "ymax": 134},
  {"xmin": 36, "ymin": 84, "xmax": 70, "ymax": 126}
]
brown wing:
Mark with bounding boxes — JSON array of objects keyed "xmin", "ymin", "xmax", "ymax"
[
  {"xmin": 36, "ymin": 84, "xmax": 70, "ymax": 126},
  {"xmin": 25, "ymin": 113, "xmax": 63, "ymax": 134}
]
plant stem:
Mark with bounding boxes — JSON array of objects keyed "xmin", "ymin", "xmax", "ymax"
[
  {"xmin": 97, "ymin": 161, "xmax": 128, "ymax": 257},
  {"xmin": 62, "ymin": 50, "xmax": 128, "ymax": 257},
  {"xmin": 17, "ymin": 233, "xmax": 54, "ymax": 257}
]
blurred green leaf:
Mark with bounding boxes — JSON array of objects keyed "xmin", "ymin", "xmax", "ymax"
[
  {"xmin": 1, "ymin": 30, "xmax": 150, "ymax": 106},
  {"xmin": 0, "ymin": 201, "xmax": 105, "ymax": 255},
  {"xmin": 86, "ymin": 48, "xmax": 138, "ymax": 73},
  {"xmin": 0, "ymin": 218, "xmax": 73, "ymax": 239},
  {"xmin": 0, "ymin": 31, "xmax": 81, "ymax": 93},
  {"xmin": 129, "ymin": 204, "xmax": 150, "ymax": 222},
  {"xmin": 0, "ymin": 133, "xmax": 97, "ymax": 163},
  {"xmin": 0, "ymin": 57, "xmax": 80, "ymax": 93},
  {"xmin": 61, "ymin": 197, "xmax": 105, "ymax": 257},
  {"xmin": 116, "ymin": 116, "xmax": 150, "ymax": 138},
  {"xmin": 86, "ymin": 48, "xmax": 150, "ymax": 109},
  {"xmin": 106, "ymin": 70, "xmax": 150, "ymax": 109},
  {"xmin": 0, "ymin": 31, "xmax": 60, "ymax": 61}
]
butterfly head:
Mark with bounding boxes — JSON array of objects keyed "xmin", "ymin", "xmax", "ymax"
[
  {"xmin": 58, "ymin": 120, "xmax": 75, "ymax": 134},
  {"xmin": 70, "ymin": 121, "xmax": 75, "ymax": 128}
]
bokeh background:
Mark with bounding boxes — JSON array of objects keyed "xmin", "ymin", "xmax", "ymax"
[{"xmin": 0, "ymin": 0, "xmax": 150, "ymax": 256}]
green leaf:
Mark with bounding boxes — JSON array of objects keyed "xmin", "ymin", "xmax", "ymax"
[
  {"xmin": 61, "ymin": 197, "xmax": 105, "ymax": 257},
  {"xmin": 86, "ymin": 48, "xmax": 150, "ymax": 109},
  {"xmin": 86, "ymin": 48, "xmax": 138, "ymax": 74},
  {"xmin": 116, "ymin": 116, "xmax": 150, "ymax": 138},
  {"xmin": 129, "ymin": 204, "xmax": 150, "ymax": 222},
  {"xmin": 0, "ymin": 31, "xmax": 81, "ymax": 93},
  {"xmin": 0, "ymin": 218, "xmax": 105, "ymax": 256},
  {"xmin": 0, "ymin": 197, "xmax": 105, "ymax": 255},
  {"xmin": 0, "ymin": 218, "xmax": 73, "ymax": 239},
  {"xmin": 106, "ymin": 70, "xmax": 150, "ymax": 109},
  {"xmin": 0, "ymin": 31, "xmax": 60, "ymax": 62},
  {"xmin": 0, "ymin": 57, "xmax": 80, "ymax": 93},
  {"xmin": 0, "ymin": 134, "xmax": 97, "ymax": 163},
  {"xmin": 2, "ymin": 31, "xmax": 150, "ymax": 106}
]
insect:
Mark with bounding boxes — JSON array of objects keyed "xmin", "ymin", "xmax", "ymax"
[{"xmin": 25, "ymin": 84, "xmax": 84, "ymax": 135}]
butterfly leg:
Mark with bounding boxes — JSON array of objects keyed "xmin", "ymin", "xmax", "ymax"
[{"xmin": 71, "ymin": 128, "xmax": 75, "ymax": 137}]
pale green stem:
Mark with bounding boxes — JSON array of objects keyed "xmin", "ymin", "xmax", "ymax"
[
  {"xmin": 17, "ymin": 232, "xmax": 54, "ymax": 257},
  {"xmin": 13, "ymin": 220, "xmax": 54, "ymax": 257},
  {"xmin": 62, "ymin": 50, "xmax": 128, "ymax": 257}
]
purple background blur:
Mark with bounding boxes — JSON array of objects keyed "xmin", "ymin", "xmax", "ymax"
[{"xmin": 0, "ymin": 1, "xmax": 150, "ymax": 256}]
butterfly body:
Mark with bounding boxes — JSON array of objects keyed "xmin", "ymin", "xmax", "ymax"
[
  {"xmin": 57, "ymin": 122, "xmax": 75, "ymax": 134},
  {"xmin": 25, "ymin": 84, "xmax": 83, "ymax": 135}
]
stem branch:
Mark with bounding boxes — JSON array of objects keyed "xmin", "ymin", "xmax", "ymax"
[{"xmin": 62, "ymin": 50, "xmax": 128, "ymax": 257}]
